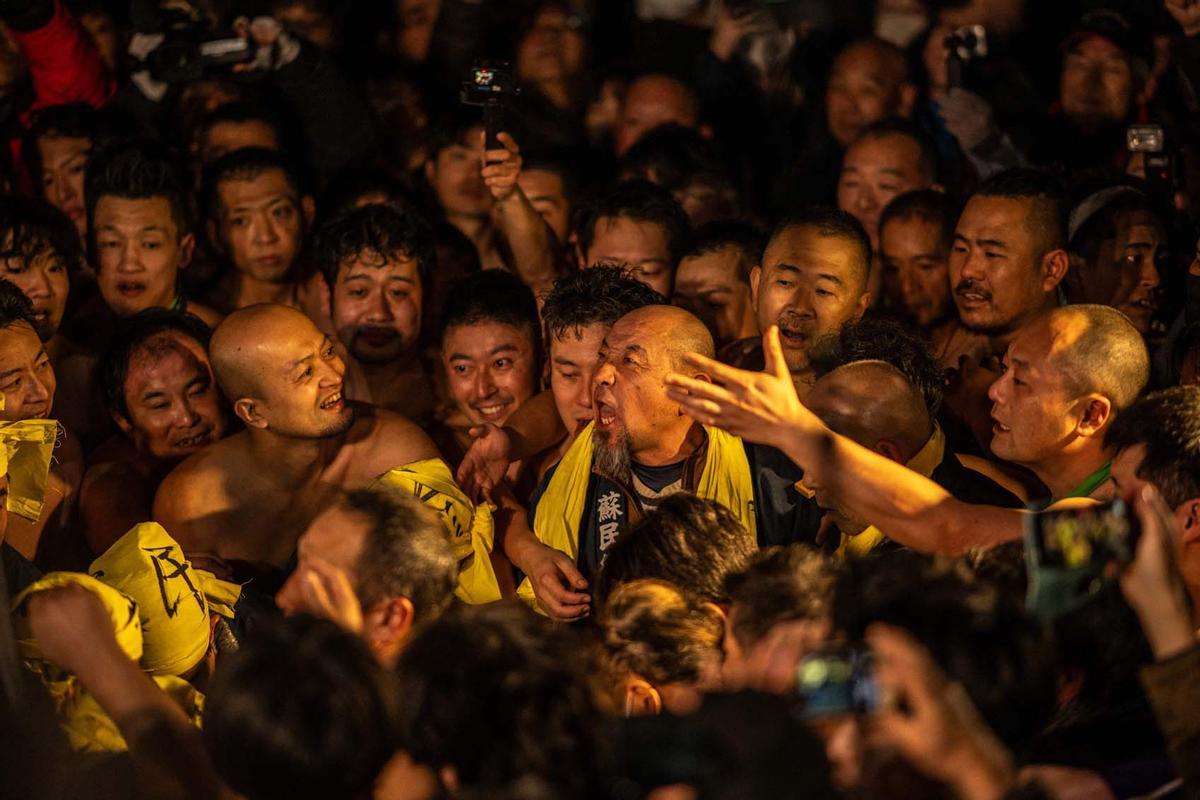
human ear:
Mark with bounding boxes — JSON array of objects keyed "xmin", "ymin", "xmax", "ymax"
[{"xmin": 623, "ymin": 676, "xmax": 662, "ymax": 717}]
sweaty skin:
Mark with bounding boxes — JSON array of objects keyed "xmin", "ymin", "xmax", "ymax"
[{"xmin": 153, "ymin": 305, "xmax": 438, "ymax": 572}]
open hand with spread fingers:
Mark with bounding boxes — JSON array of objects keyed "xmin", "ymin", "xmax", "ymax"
[{"xmin": 664, "ymin": 326, "xmax": 821, "ymax": 445}]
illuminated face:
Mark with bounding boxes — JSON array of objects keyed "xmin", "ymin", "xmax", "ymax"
[
  {"xmin": 330, "ymin": 250, "xmax": 423, "ymax": 365},
  {"xmin": 516, "ymin": 6, "xmax": 576, "ymax": 85},
  {"xmin": 949, "ymin": 195, "xmax": 1055, "ymax": 337},
  {"xmin": 1072, "ymin": 209, "xmax": 1162, "ymax": 334},
  {"xmin": 425, "ymin": 128, "xmax": 490, "ymax": 218},
  {"xmin": 118, "ymin": 332, "xmax": 224, "ymax": 461},
  {"xmin": 1, "ymin": 246, "xmax": 69, "ymax": 342},
  {"xmin": 1060, "ymin": 35, "xmax": 1134, "ymax": 132},
  {"xmin": 584, "ymin": 216, "xmax": 674, "ymax": 296},
  {"xmin": 94, "ymin": 196, "xmax": 194, "ymax": 317},
  {"xmin": 672, "ymin": 246, "xmax": 758, "ymax": 346},
  {"xmin": 750, "ymin": 228, "xmax": 869, "ymax": 376},
  {"xmin": 986, "ymin": 319, "xmax": 1081, "ymax": 469},
  {"xmin": 216, "ymin": 169, "xmax": 305, "ymax": 284},
  {"xmin": 37, "ymin": 135, "xmax": 90, "ymax": 237},
  {"xmin": 880, "ymin": 215, "xmax": 954, "ymax": 328},
  {"xmin": 199, "ymin": 120, "xmax": 279, "ymax": 166},
  {"xmin": 254, "ymin": 325, "xmax": 353, "ymax": 439},
  {"xmin": 836, "ymin": 134, "xmax": 930, "ymax": 249},
  {"xmin": 1111, "ymin": 443, "xmax": 1198, "ymax": 567},
  {"xmin": 517, "ymin": 168, "xmax": 570, "ymax": 243},
  {"xmin": 592, "ymin": 310, "xmax": 688, "ymax": 465},
  {"xmin": 442, "ymin": 321, "xmax": 537, "ymax": 427},
  {"xmin": 0, "ymin": 321, "xmax": 55, "ymax": 421},
  {"xmin": 549, "ymin": 322, "xmax": 606, "ymax": 433},
  {"xmin": 825, "ymin": 44, "xmax": 911, "ymax": 147}
]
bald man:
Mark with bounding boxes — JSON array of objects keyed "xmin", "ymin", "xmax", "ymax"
[
  {"xmin": 667, "ymin": 304, "xmax": 1150, "ymax": 555},
  {"xmin": 613, "ymin": 74, "xmax": 701, "ymax": 157},
  {"xmin": 826, "ymin": 38, "xmax": 918, "ymax": 148},
  {"xmin": 804, "ymin": 360, "xmax": 1020, "ymax": 557},
  {"xmin": 153, "ymin": 304, "xmax": 439, "ymax": 583},
  {"xmin": 524, "ymin": 304, "xmax": 815, "ymax": 618}
]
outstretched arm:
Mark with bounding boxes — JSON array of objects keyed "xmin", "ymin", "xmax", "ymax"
[
  {"xmin": 484, "ymin": 132, "xmax": 560, "ymax": 294},
  {"xmin": 664, "ymin": 327, "xmax": 1027, "ymax": 555}
]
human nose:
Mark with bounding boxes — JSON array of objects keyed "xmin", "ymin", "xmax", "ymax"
[
  {"xmin": 23, "ymin": 267, "xmax": 50, "ymax": 300},
  {"xmin": 577, "ymin": 369, "xmax": 594, "ymax": 409},
  {"xmin": 175, "ymin": 397, "xmax": 202, "ymax": 428},
  {"xmin": 474, "ymin": 365, "xmax": 497, "ymax": 399},
  {"xmin": 117, "ymin": 240, "xmax": 141, "ymax": 273},
  {"xmin": 365, "ymin": 289, "xmax": 394, "ymax": 322},
  {"xmin": 593, "ymin": 361, "xmax": 615, "ymax": 388},
  {"xmin": 253, "ymin": 212, "xmax": 279, "ymax": 244}
]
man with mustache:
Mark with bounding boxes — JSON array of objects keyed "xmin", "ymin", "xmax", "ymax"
[
  {"xmin": 314, "ymin": 204, "xmax": 435, "ymax": 426},
  {"xmin": 722, "ymin": 207, "xmax": 872, "ymax": 401},
  {"xmin": 153, "ymin": 303, "xmax": 440, "ymax": 585},
  {"xmin": 524, "ymin": 304, "xmax": 811, "ymax": 619},
  {"xmin": 81, "ymin": 311, "xmax": 226, "ymax": 556},
  {"xmin": 946, "ymin": 168, "xmax": 1070, "ymax": 450}
]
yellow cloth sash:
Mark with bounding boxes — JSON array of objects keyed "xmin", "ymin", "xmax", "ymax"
[
  {"xmin": 835, "ymin": 426, "xmax": 946, "ymax": 559},
  {"xmin": 90, "ymin": 522, "xmax": 241, "ymax": 677},
  {"xmin": 10, "ymin": 571, "xmax": 204, "ymax": 752},
  {"xmin": 372, "ymin": 458, "xmax": 501, "ymax": 605},
  {"xmin": 517, "ymin": 422, "xmax": 756, "ymax": 610}
]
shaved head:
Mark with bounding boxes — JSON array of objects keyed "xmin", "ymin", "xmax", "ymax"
[
  {"xmin": 210, "ymin": 304, "xmax": 320, "ymax": 399},
  {"xmin": 1044, "ymin": 304, "xmax": 1149, "ymax": 412},
  {"xmin": 618, "ymin": 304, "xmax": 715, "ymax": 371},
  {"xmin": 807, "ymin": 360, "xmax": 932, "ymax": 461}
]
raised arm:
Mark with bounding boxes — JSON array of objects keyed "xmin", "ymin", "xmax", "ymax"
[
  {"xmin": 664, "ymin": 327, "xmax": 1027, "ymax": 555},
  {"xmin": 482, "ymin": 132, "xmax": 560, "ymax": 294}
]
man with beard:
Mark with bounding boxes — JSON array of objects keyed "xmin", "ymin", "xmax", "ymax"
[
  {"xmin": 524, "ymin": 304, "xmax": 810, "ymax": 616},
  {"xmin": 721, "ymin": 207, "xmax": 872, "ymax": 401},
  {"xmin": 153, "ymin": 303, "xmax": 439, "ymax": 583},
  {"xmin": 81, "ymin": 311, "xmax": 225, "ymax": 556},
  {"xmin": 878, "ymin": 190, "xmax": 984, "ymax": 368},
  {"xmin": 313, "ymin": 204, "xmax": 435, "ymax": 426},
  {"xmin": 946, "ymin": 169, "xmax": 1069, "ymax": 449},
  {"xmin": 1064, "ymin": 186, "xmax": 1163, "ymax": 336}
]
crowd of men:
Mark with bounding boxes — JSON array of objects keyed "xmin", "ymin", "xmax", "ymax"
[{"xmin": 3, "ymin": 0, "xmax": 1200, "ymax": 797}]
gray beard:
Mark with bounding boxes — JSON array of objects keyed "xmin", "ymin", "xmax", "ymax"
[{"xmin": 593, "ymin": 429, "xmax": 632, "ymax": 485}]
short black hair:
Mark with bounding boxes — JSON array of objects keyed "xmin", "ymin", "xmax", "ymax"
[
  {"xmin": 194, "ymin": 101, "xmax": 284, "ymax": 153},
  {"xmin": 853, "ymin": 117, "xmax": 939, "ymax": 184},
  {"xmin": 618, "ymin": 123, "xmax": 736, "ymax": 204},
  {"xmin": 574, "ymin": 179, "xmax": 690, "ymax": 267},
  {"xmin": 878, "ymin": 189, "xmax": 958, "ymax": 252},
  {"xmin": 20, "ymin": 102, "xmax": 113, "ymax": 186},
  {"xmin": 540, "ymin": 265, "xmax": 665, "ymax": 342},
  {"xmin": 594, "ymin": 493, "xmax": 758, "ymax": 607},
  {"xmin": 344, "ymin": 485, "xmax": 458, "ymax": 621},
  {"xmin": 202, "ymin": 146, "xmax": 305, "ymax": 224},
  {"xmin": 724, "ymin": 545, "xmax": 838, "ymax": 651},
  {"xmin": 768, "ymin": 206, "xmax": 872, "ymax": 288},
  {"xmin": 0, "ymin": 278, "xmax": 37, "ymax": 331},
  {"xmin": 85, "ymin": 139, "xmax": 192, "ymax": 244},
  {"xmin": 317, "ymin": 164, "xmax": 419, "ymax": 223},
  {"xmin": 440, "ymin": 269, "xmax": 542, "ymax": 355},
  {"xmin": 974, "ymin": 168, "xmax": 1067, "ymax": 253},
  {"xmin": 101, "ymin": 309, "xmax": 213, "ymax": 422},
  {"xmin": 425, "ymin": 105, "xmax": 484, "ymax": 159},
  {"xmin": 311, "ymin": 203, "xmax": 436, "ymax": 289},
  {"xmin": 1105, "ymin": 386, "xmax": 1200, "ymax": 508},
  {"xmin": 394, "ymin": 602, "xmax": 606, "ymax": 798},
  {"xmin": 809, "ymin": 317, "xmax": 945, "ymax": 416},
  {"xmin": 1068, "ymin": 188, "xmax": 1162, "ymax": 266},
  {"xmin": 0, "ymin": 195, "xmax": 86, "ymax": 277},
  {"xmin": 521, "ymin": 148, "xmax": 580, "ymax": 203},
  {"xmin": 203, "ymin": 615, "xmax": 399, "ymax": 800},
  {"xmin": 680, "ymin": 219, "xmax": 766, "ymax": 283}
]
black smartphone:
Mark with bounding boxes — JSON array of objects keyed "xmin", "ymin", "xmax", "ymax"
[{"xmin": 796, "ymin": 646, "xmax": 879, "ymax": 719}]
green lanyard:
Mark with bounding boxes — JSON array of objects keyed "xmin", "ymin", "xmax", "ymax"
[
  {"xmin": 1064, "ymin": 461, "xmax": 1112, "ymax": 499},
  {"xmin": 168, "ymin": 294, "xmax": 186, "ymax": 313}
]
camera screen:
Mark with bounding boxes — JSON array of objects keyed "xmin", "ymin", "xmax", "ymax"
[{"xmin": 1029, "ymin": 501, "xmax": 1138, "ymax": 570}]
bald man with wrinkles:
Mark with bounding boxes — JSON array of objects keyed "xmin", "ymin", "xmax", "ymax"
[{"xmin": 154, "ymin": 304, "xmax": 438, "ymax": 582}]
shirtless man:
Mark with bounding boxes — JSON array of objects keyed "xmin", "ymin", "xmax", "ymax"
[
  {"xmin": 82, "ymin": 311, "xmax": 225, "ymax": 556},
  {"xmin": 0, "ymin": 280, "xmax": 83, "ymax": 567},
  {"xmin": 153, "ymin": 303, "xmax": 438, "ymax": 582}
]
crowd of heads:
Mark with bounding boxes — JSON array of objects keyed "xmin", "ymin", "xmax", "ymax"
[{"xmin": 4, "ymin": 0, "xmax": 1200, "ymax": 798}]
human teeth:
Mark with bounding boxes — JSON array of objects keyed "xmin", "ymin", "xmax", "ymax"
[
  {"xmin": 321, "ymin": 392, "xmax": 342, "ymax": 408},
  {"xmin": 478, "ymin": 405, "xmax": 503, "ymax": 415}
]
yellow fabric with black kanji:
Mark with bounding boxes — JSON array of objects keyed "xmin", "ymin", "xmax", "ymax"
[
  {"xmin": 517, "ymin": 422, "xmax": 756, "ymax": 612},
  {"xmin": 372, "ymin": 458, "xmax": 501, "ymax": 604},
  {"xmin": 89, "ymin": 522, "xmax": 241, "ymax": 677},
  {"xmin": 9, "ymin": 571, "xmax": 204, "ymax": 752}
]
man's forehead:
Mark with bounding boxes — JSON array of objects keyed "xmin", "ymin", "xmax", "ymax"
[
  {"xmin": 219, "ymin": 170, "xmax": 298, "ymax": 206},
  {"xmin": 445, "ymin": 321, "xmax": 532, "ymax": 354},
  {"xmin": 95, "ymin": 195, "xmax": 177, "ymax": 229},
  {"xmin": 845, "ymin": 136, "xmax": 922, "ymax": 171},
  {"xmin": 0, "ymin": 322, "xmax": 42, "ymax": 359},
  {"xmin": 957, "ymin": 196, "xmax": 1031, "ymax": 235},
  {"xmin": 677, "ymin": 248, "xmax": 742, "ymax": 285},
  {"xmin": 765, "ymin": 229, "xmax": 855, "ymax": 271},
  {"xmin": 341, "ymin": 249, "xmax": 419, "ymax": 277}
]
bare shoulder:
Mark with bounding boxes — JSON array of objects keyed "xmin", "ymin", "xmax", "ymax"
[
  {"xmin": 345, "ymin": 403, "xmax": 441, "ymax": 479},
  {"xmin": 152, "ymin": 438, "xmax": 240, "ymax": 525},
  {"xmin": 186, "ymin": 301, "xmax": 225, "ymax": 329}
]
